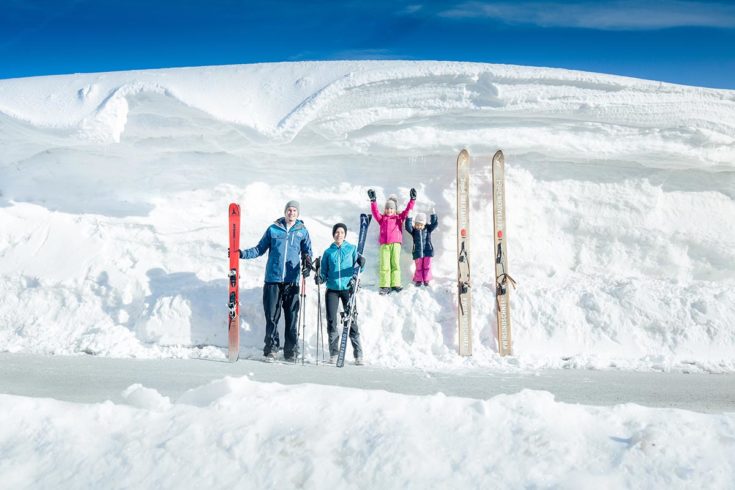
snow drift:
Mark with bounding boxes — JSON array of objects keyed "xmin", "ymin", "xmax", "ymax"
[
  {"xmin": 0, "ymin": 60, "xmax": 733, "ymax": 371},
  {"xmin": 1, "ymin": 377, "xmax": 734, "ymax": 488}
]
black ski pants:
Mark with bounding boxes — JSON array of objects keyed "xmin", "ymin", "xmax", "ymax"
[
  {"xmin": 263, "ymin": 282, "xmax": 300, "ymax": 359},
  {"xmin": 325, "ymin": 288, "xmax": 362, "ymax": 359}
]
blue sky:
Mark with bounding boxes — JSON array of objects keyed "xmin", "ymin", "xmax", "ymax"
[{"xmin": 1, "ymin": 0, "xmax": 734, "ymax": 89}]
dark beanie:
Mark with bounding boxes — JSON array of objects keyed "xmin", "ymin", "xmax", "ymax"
[{"xmin": 332, "ymin": 223, "xmax": 347, "ymax": 237}]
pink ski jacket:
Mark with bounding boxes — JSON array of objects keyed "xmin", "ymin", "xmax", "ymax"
[{"xmin": 371, "ymin": 199, "xmax": 415, "ymax": 245}]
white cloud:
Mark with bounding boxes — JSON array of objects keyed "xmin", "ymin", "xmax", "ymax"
[
  {"xmin": 440, "ymin": 1, "xmax": 735, "ymax": 30},
  {"xmin": 400, "ymin": 4, "xmax": 425, "ymax": 15}
]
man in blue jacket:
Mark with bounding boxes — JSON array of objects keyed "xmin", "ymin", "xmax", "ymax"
[
  {"xmin": 235, "ymin": 200, "xmax": 313, "ymax": 362},
  {"xmin": 316, "ymin": 222, "xmax": 366, "ymax": 365}
]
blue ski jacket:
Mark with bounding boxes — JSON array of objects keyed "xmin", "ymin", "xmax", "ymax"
[
  {"xmin": 242, "ymin": 218, "xmax": 313, "ymax": 284},
  {"xmin": 319, "ymin": 241, "xmax": 361, "ymax": 291},
  {"xmin": 405, "ymin": 214, "xmax": 438, "ymax": 259}
]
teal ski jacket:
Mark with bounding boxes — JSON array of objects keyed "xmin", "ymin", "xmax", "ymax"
[{"xmin": 319, "ymin": 241, "xmax": 360, "ymax": 291}]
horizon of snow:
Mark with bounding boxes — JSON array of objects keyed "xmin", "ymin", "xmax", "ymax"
[{"xmin": 0, "ymin": 60, "xmax": 734, "ymax": 373}]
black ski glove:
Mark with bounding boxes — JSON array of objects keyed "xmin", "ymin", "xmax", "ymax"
[
  {"xmin": 367, "ymin": 189, "xmax": 376, "ymax": 202},
  {"xmin": 410, "ymin": 188, "xmax": 417, "ymax": 200},
  {"xmin": 315, "ymin": 275, "xmax": 325, "ymax": 285},
  {"xmin": 347, "ymin": 278, "xmax": 356, "ymax": 294},
  {"xmin": 301, "ymin": 255, "xmax": 312, "ymax": 278},
  {"xmin": 356, "ymin": 255, "xmax": 366, "ymax": 268}
]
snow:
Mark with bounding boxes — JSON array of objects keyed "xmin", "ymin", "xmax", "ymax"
[
  {"xmin": 0, "ymin": 60, "xmax": 734, "ymax": 487},
  {"xmin": 1, "ymin": 377, "xmax": 734, "ymax": 488}
]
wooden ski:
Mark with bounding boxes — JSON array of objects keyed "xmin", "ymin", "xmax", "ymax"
[
  {"xmin": 457, "ymin": 149, "xmax": 472, "ymax": 356},
  {"xmin": 492, "ymin": 150, "xmax": 514, "ymax": 356}
]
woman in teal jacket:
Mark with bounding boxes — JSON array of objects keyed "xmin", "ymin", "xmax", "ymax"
[{"xmin": 316, "ymin": 222, "xmax": 365, "ymax": 364}]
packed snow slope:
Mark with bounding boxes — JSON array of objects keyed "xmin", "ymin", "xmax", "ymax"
[{"xmin": 0, "ymin": 61, "xmax": 733, "ymax": 371}]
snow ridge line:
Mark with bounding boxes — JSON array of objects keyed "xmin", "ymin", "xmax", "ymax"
[{"xmin": 2, "ymin": 61, "xmax": 734, "ymax": 143}]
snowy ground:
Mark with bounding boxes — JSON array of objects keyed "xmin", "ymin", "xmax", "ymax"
[
  {"xmin": 3, "ymin": 353, "xmax": 735, "ymax": 413},
  {"xmin": 1, "ymin": 354, "xmax": 734, "ymax": 488},
  {"xmin": 1, "ymin": 61, "xmax": 734, "ymax": 487}
]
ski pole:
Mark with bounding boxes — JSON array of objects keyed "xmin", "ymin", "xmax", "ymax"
[
  {"xmin": 301, "ymin": 273, "xmax": 306, "ymax": 365},
  {"xmin": 295, "ymin": 277, "xmax": 303, "ymax": 362},
  {"xmin": 318, "ymin": 282, "xmax": 325, "ymax": 364},
  {"xmin": 313, "ymin": 256, "xmax": 325, "ymax": 365},
  {"xmin": 314, "ymin": 259, "xmax": 319, "ymax": 366}
]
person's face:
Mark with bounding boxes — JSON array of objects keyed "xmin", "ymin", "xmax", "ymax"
[
  {"xmin": 333, "ymin": 227, "xmax": 346, "ymax": 245},
  {"xmin": 414, "ymin": 222, "xmax": 425, "ymax": 230},
  {"xmin": 385, "ymin": 207, "xmax": 396, "ymax": 216},
  {"xmin": 285, "ymin": 207, "xmax": 299, "ymax": 223}
]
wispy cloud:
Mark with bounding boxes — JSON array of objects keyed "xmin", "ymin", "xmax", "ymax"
[
  {"xmin": 399, "ymin": 4, "xmax": 425, "ymax": 15},
  {"xmin": 287, "ymin": 48, "xmax": 408, "ymax": 62},
  {"xmin": 328, "ymin": 49, "xmax": 408, "ymax": 60},
  {"xmin": 439, "ymin": 1, "xmax": 735, "ymax": 30}
]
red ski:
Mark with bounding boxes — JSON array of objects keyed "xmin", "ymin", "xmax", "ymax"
[{"xmin": 227, "ymin": 203, "xmax": 241, "ymax": 362}]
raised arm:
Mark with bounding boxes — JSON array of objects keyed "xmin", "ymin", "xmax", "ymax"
[
  {"xmin": 427, "ymin": 213, "xmax": 438, "ymax": 232},
  {"xmin": 398, "ymin": 196, "xmax": 416, "ymax": 220},
  {"xmin": 370, "ymin": 201, "xmax": 384, "ymax": 223}
]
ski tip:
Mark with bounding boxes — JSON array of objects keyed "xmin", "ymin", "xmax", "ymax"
[
  {"xmin": 492, "ymin": 149, "xmax": 504, "ymax": 164},
  {"xmin": 458, "ymin": 149, "xmax": 469, "ymax": 161}
]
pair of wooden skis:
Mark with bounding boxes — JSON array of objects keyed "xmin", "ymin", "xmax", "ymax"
[{"xmin": 456, "ymin": 149, "xmax": 515, "ymax": 357}]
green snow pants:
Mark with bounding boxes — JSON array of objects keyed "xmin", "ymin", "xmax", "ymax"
[{"xmin": 379, "ymin": 243, "xmax": 402, "ymax": 288}]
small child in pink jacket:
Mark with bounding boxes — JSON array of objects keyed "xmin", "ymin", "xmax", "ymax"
[{"xmin": 367, "ymin": 188, "xmax": 417, "ymax": 294}]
